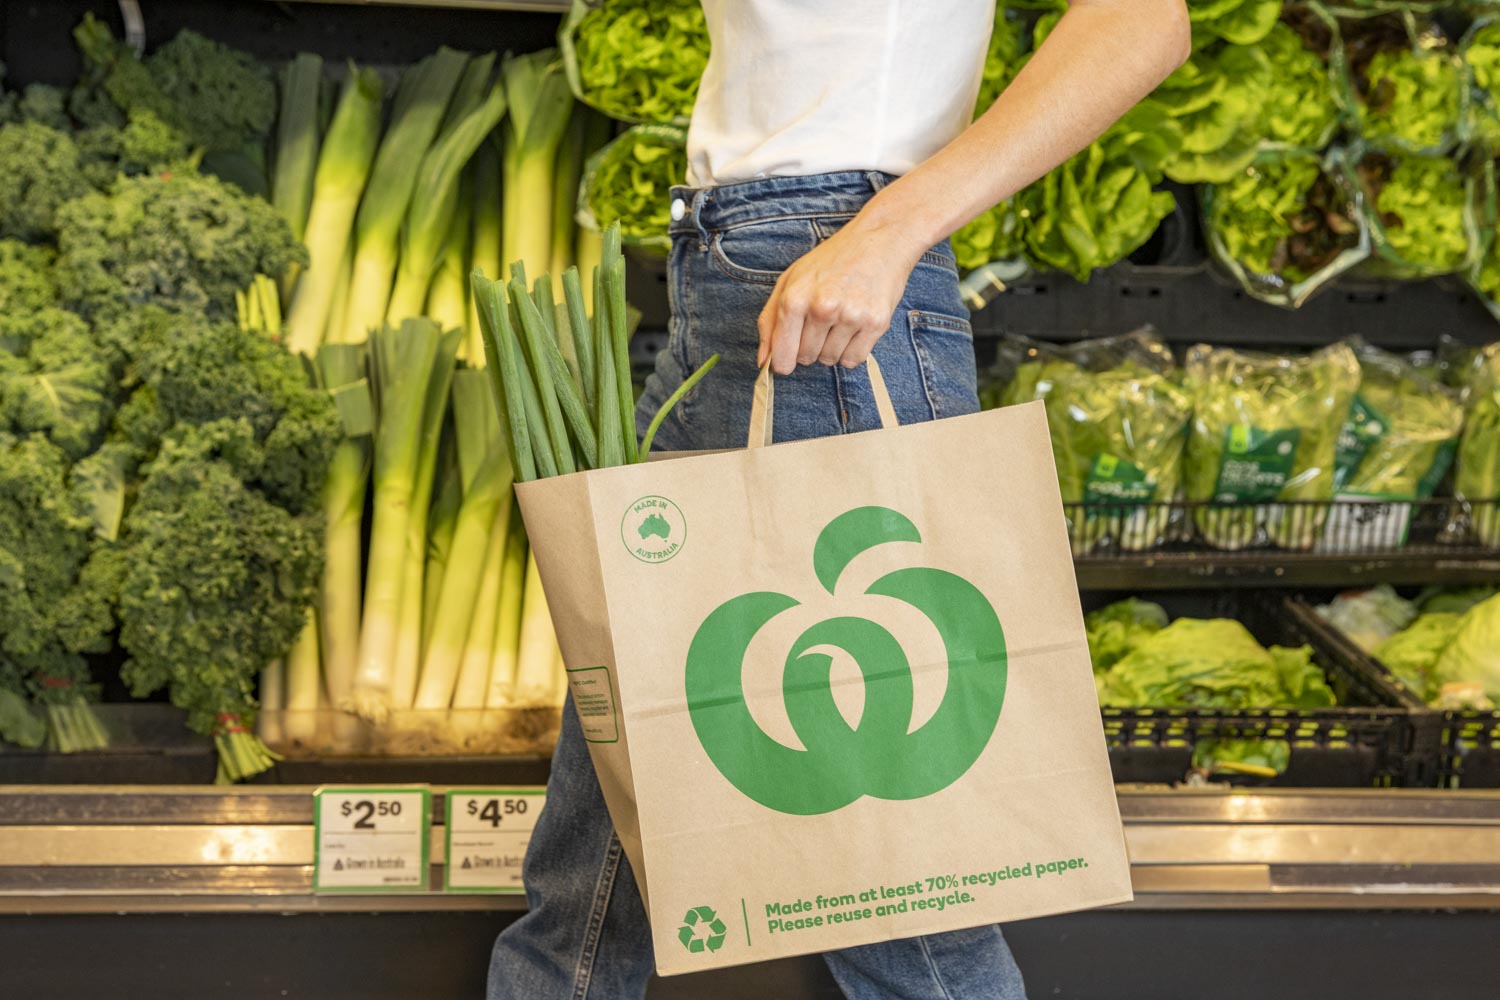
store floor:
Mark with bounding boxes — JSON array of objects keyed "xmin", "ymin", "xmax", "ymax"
[{"xmin": 5, "ymin": 909, "xmax": 1495, "ymax": 998}]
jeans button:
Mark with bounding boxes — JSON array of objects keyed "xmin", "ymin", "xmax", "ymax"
[{"xmin": 670, "ymin": 198, "xmax": 687, "ymax": 222}]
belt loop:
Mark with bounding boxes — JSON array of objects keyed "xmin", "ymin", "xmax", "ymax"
[
  {"xmin": 866, "ymin": 171, "xmax": 889, "ymax": 194},
  {"xmin": 692, "ymin": 188, "xmax": 712, "ymax": 242}
]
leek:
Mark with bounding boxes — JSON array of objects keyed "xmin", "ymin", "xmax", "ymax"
[
  {"xmin": 284, "ymin": 66, "xmax": 384, "ymax": 357},
  {"xmin": 550, "ymin": 106, "xmax": 587, "ymax": 281},
  {"xmin": 467, "ymin": 140, "xmax": 504, "ymax": 363},
  {"xmin": 450, "ymin": 500, "xmax": 513, "ymax": 709},
  {"xmin": 485, "ymin": 508, "xmax": 529, "ymax": 709},
  {"xmin": 386, "ymin": 74, "xmax": 507, "ymax": 323},
  {"xmin": 428, "ymin": 171, "xmax": 474, "ymax": 341},
  {"xmin": 338, "ymin": 50, "xmax": 468, "ymax": 344},
  {"xmin": 349, "ymin": 319, "xmax": 461, "ymax": 720},
  {"xmin": 423, "ymin": 446, "xmax": 464, "ymax": 640},
  {"xmin": 273, "ymin": 52, "xmax": 324, "ymax": 298},
  {"xmin": 317, "ymin": 343, "xmax": 374, "ymax": 706},
  {"xmin": 415, "ymin": 370, "xmax": 516, "ymax": 709},
  {"xmin": 502, "ymin": 50, "xmax": 575, "ymax": 276}
]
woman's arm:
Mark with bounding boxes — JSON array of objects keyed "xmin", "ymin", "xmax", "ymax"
[{"xmin": 758, "ymin": 0, "xmax": 1192, "ymax": 374}]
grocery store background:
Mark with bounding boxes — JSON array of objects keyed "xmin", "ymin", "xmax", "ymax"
[{"xmin": 3, "ymin": 1, "xmax": 1500, "ymax": 998}]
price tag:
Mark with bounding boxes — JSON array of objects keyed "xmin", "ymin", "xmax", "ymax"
[
  {"xmin": 313, "ymin": 786, "xmax": 431, "ymax": 893},
  {"xmin": 444, "ymin": 789, "xmax": 545, "ymax": 893}
]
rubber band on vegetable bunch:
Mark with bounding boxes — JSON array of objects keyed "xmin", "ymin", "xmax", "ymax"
[
  {"xmin": 559, "ymin": 0, "xmax": 709, "ymax": 127},
  {"xmin": 1202, "ymin": 147, "xmax": 1370, "ymax": 308},
  {"xmin": 1182, "ymin": 341, "xmax": 1362, "ymax": 552},
  {"xmin": 579, "ymin": 124, "xmax": 685, "ymax": 255},
  {"xmin": 1331, "ymin": 4, "xmax": 1465, "ymax": 156},
  {"xmin": 1345, "ymin": 141, "xmax": 1477, "ymax": 279},
  {"xmin": 990, "ymin": 329, "xmax": 1191, "ymax": 556}
]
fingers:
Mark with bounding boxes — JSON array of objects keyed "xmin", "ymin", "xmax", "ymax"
[
  {"xmin": 766, "ymin": 283, "xmax": 807, "ymax": 376},
  {"xmin": 837, "ymin": 325, "xmax": 885, "ymax": 369}
]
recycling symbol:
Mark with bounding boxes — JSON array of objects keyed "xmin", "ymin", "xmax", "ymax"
[
  {"xmin": 677, "ymin": 905, "xmax": 727, "ymax": 954},
  {"xmin": 685, "ymin": 506, "xmax": 1008, "ymax": 816}
]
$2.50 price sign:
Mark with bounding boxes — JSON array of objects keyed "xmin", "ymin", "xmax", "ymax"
[
  {"xmin": 313, "ymin": 786, "xmax": 431, "ymax": 893},
  {"xmin": 444, "ymin": 789, "xmax": 545, "ymax": 893}
]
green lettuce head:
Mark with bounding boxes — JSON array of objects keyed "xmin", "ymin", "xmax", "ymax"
[
  {"xmin": 1183, "ymin": 342, "xmax": 1362, "ymax": 550},
  {"xmin": 1355, "ymin": 45, "xmax": 1461, "ymax": 154},
  {"xmin": 1434, "ymin": 595, "xmax": 1500, "ymax": 706},
  {"xmin": 1360, "ymin": 152, "xmax": 1470, "ymax": 277},
  {"xmin": 1374, "ymin": 612, "xmax": 1463, "ymax": 703},
  {"xmin": 565, "ymin": 0, "xmax": 709, "ymax": 125},
  {"xmin": 580, "ymin": 124, "xmax": 686, "ymax": 253}
]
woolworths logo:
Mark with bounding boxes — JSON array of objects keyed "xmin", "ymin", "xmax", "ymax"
[{"xmin": 685, "ymin": 507, "xmax": 1008, "ymax": 816}]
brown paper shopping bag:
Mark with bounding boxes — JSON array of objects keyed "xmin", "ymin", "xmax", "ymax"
[{"xmin": 515, "ymin": 359, "xmax": 1131, "ymax": 976}]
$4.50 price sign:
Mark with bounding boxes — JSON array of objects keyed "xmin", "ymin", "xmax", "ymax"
[
  {"xmin": 444, "ymin": 789, "xmax": 545, "ymax": 893},
  {"xmin": 313, "ymin": 786, "xmax": 432, "ymax": 893}
]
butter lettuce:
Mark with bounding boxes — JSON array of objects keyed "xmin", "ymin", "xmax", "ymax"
[
  {"xmin": 1085, "ymin": 598, "xmax": 1168, "ymax": 673},
  {"xmin": 1358, "ymin": 152, "xmax": 1471, "ymax": 277},
  {"xmin": 1434, "ymin": 595, "xmax": 1500, "ymax": 706},
  {"xmin": 1374, "ymin": 612, "xmax": 1463, "ymax": 703},
  {"xmin": 563, "ymin": 0, "xmax": 709, "ymax": 125},
  {"xmin": 580, "ymin": 124, "xmax": 685, "ymax": 252}
]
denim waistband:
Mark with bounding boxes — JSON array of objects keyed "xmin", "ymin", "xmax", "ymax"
[{"xmin": 669, "ymin": 170, "xmax": 895, "ymax": 236}]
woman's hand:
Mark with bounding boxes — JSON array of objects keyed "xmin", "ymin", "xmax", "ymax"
[{"xmin": 757, "ymin": 215, "xmax": 925, "ymax": 374}]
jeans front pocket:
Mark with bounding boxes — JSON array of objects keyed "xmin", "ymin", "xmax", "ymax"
[
  {"xmin": 710, "ymin": 216, "xmax": 823, "ymax": 284},
  {"xmin": 905, "ymin": 309, "xmax": 980, "ymax": 420}
]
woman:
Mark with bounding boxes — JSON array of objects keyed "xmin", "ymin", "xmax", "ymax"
[{"xmin": 491, "ymin": 2, "xmax": 1189, "ymax": 997}]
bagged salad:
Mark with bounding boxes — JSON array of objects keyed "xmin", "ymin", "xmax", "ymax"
[
  {"xmin": 560, "ymin": 0, "xmax": 709, "ymax": 126},
  {"xmin": 1320, "ymin": 339, "xmax": 1464, "ymax": 548},
  {"xmin": 1204, "ymin": 149, "xmax": 1369, "ymax": 307},
  {"xmin": 1184, "ymin": 341, "xmax": 1362, "ymax": 550},
  {"xmin": 995, "ymin": 329, "xmax": 1192, "ymax": 554},
  {"xmin": 1454, "ymin": 343, "xmax": 1500, "ymax": 547},
  {"xmin": 578, "ymin": 124, "xmax": 685, "ymax": 253}
]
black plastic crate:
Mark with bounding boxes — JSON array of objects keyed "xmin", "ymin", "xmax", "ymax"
[
  {"xmin": 1293, "ymin": 602, "xmax": 1500, "ymax": 789},
  {"xmin": 1098, "ymin": 594, "xmax": 1415, "ymax": 787}
]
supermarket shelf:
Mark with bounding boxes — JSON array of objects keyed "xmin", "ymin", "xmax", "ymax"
[
  {"xmin": 1073, "ymin": 550, "xmax": 1500, "ymax": 591},
  {"xmin": 5, "ymin": 786, "xmax": 1500, "ymax": 913}
]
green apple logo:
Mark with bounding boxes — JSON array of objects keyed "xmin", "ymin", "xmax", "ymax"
[{"xmin": 685, "ymin": 506, "xmax": 1007, "ymax": 816}]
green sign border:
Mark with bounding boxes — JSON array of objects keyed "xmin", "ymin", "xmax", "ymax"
[
  {"xmin": 312, "ymin": 785, "xmax": 432, "ymax": 894},
  {"xmin": 443, "ymin": 788, "xmax": 546, "ymax": 895}
]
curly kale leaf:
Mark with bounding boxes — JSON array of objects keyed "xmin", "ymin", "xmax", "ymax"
[
  {"xmin": 0, "ymin": 306, "xmax": 121, "ymax": 460},
  {"xmin": 0, "ymin": 240, "xmax": 58, "ymax": 317},
  {"xmin": 0, "ymin": 121, "xmax": 94, "ymax": 243}
]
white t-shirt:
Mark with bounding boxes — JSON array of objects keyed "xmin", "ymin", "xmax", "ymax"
[{"xmin": 686, "ymin": 0, "xmax": 995, "ymax": 187}]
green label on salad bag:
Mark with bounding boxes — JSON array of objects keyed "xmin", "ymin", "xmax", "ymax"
[
  {"xmin": 1333, "ymin": 393, "xmax": 1390, "ymax": 491},
  {"xmin": 1416, "ymin": 438, "xmax": 1459, "ymax": 500},
  {"xmin": 1213, "ymin": 426, "xmax": 1301, "ymax": 503},
  {"xmin": 1082, "ymin": 454, "xmax": 1157, "ymax": 513}
]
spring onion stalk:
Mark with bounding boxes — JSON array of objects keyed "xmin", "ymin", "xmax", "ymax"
[
  {"xmin": 285, "ymin": 67, "xmax": 384, "ymax": 357},
  {"xmin": 388, "ymin": 341, "xmax": 461, "ymax": 710},
  {"xmin": 593, "ymin": 264, "xmax": 625, "ymax": 468},
  {"xmin": 562, "ymin": 267, "xmax": 595, "ymax": 414},
  {"xmin": 414, "ymin": 371, "xmax": 515, "ymax": 709},
  {"xmin": 640, "ymin": 352, "xmax": 719, "ymax": 458},
  {"xmin": 577, "ymin": 229, "xmax": 604, "ymax": 312},
  {"xmin": 338, "ymin": 50, "xmax": 469, "ymax": 344},
  {"xmin": 512, "ymin": 279, "xmax": 597, "ymax": 469},
  {"xmin": 513, "ymin": 552, "xmax": 558, "ymax": 707},
  {"xmin": 502, "ymin": 50, "xmax": 575, "ymax": 276},
  {"xmin": 316, "ymin": 344, "xmax": 374, "ymax": 706},
  {"xmin": 385, "ymin": 76, "xmax": 507, "ymax": 324},
  {"xmin": 423, "ymin": 448, "xmax": 464, "ymax": 640},
  {"xmin": 273, "ymin": 52, "xmax": 324, "ymax": 298},
  {"xmin": 467, "ymin": 141, "xmax": 504, "ymax": 363},
  {"xmin": 474, "ymin": 272, "xmax": 539, "ymax": 482},
  {"xmin": 349, "ymin": 319, "xmax": 459, "ymax": 720},
  {"xmin": 602, "ymin": 231, "xmax": 638, "ymax": 462},
  {"xmin": 550, "ymin": 106, "xmax": 587, "ymax": 282},
  {"xmin": 428, "ymin": 172, "xmax": 474, "ymax": 341}
]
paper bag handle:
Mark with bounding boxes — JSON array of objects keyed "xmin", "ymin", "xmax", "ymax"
[{"xmin": 747, "ymin": 356, "xmax": 898, "ymax": 449}]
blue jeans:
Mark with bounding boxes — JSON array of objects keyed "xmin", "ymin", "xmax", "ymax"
[{"xmin": 489, "ymin": 172, "xmax": 1026, "ymax": 1000}]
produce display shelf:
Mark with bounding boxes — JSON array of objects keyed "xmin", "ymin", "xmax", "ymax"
[
  {"xmin": 1073, "ymin": 551, "xmax": 1500, "ymax": 590},
  {"xmin": 5, "ymin": 785, "xmax": 1500, "ymax": 914},
  {"xmin": 272, "ymin": 0, "xmax": 569, "ymax": 10}
]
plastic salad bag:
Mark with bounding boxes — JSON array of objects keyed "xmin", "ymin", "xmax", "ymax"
[
  {"xmin": 996, "ymin": 329, "xmax": 1192, "ymax": 554},
  {"xmin": 577, "ymin": 124, "xmax": 685, "ymax": 254},
  {"xmin": 1203, "ymin": 149, "xmax": 1369, "ymax": 308},
  {"xmin": 1350, "ymin": 146, "xmax": 1475, "ymax": 278},
  {"xmin": 1462, "ymin": 17, "xmax": 1500, "ymax": 149},
  {"xmin": 559, "ymin": 0, "xmax": 709, "ymax": 126},
  {"xmin": 1454, "ymin": 343, "xmax": 1500, "ymax": 547},
  {"xmin": 1184, "ymin": 341, "xmax": 1362, "ymax": 550},
  {"xmin": 1335, "ymin": 7, "xmax": 1463, "ymax": 156},
  {"xmin": 1321, "ymin": 339, "xmax": 1464, "ymax": 548}
]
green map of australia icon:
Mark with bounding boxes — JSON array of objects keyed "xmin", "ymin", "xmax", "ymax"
[
  {"xmin": 685, "ymin": 506, "xmax": 1008, "ymax": 816},
  {"xmin": 639, "ymin": 513, "xmax": 671, "ymax": 540}
]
